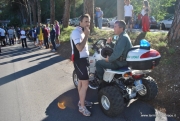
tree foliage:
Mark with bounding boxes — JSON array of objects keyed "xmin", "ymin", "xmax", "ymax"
[{"xmin": 0, "ymin": 0, "xmax": 176, "ymax": 26}]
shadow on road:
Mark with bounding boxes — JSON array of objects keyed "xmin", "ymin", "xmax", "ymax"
[
  {"xmin": 0, "ymin": 46, "xmax": 39, "ymax": 59},
  {"xmin": 0, "ymin": 51, "xmax": 52, "ymax": 65},
  {"xmin": 42, "ymin": 88, "xmax": 176, "ymax": 121},
  {"xmin": 0, "ymin": 53, "xmax": 64, "ymax": 86}
]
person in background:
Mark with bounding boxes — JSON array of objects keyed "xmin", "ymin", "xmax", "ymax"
[
  {"xmin": 94, "ymin": 7, "xmax": 99, "ymax": 28},
  {"xmin": 32, "ymin": 26, "xmax": 37, "ymax": 45},
  {"xmin": 137, "ymin": 13, "xmax": 142, "ymax": 29},
  {"xmin": 141, "ymin": 0, "xmax": 151, "ymax": 32},
  {"xmin": 50, "ymin": 24, "xmax": 56, "ymax": 52},
  {"xmin": 54, "ymin": 20, "xmax": 60, "ymax": 47},
  {"xmin": 124, "ymin": 0, "xmax": 133, "ymax": 32},
  {"xmin": 0, "ymin": 27, "xmax": 4, "ymax": 53},
  {"xmin": 0, "ymin": 27, "xmax": 6, "ymax": 46},
  {"xmin": 16, "ymin": 27, "xmax": 21, "ymax": 44},
  {"xmin": 36, "ymin": 23, "xmax": 44, "ymax": 48},
  {"xmin": 12, "ymin": 27, "xmax": 17, "ymax": 44},
  {"xmin": 46, "ymin": 24, "xmax": 51, "ymax": 44},
  {"xmin": 20, "ymin": 27, "xmax": 28, "ymax": 48},
  {"xmin": 43, "ymin": 25, "xmax": 49, "ymax": 49},
  {"xmin": 8, "ymin": 27, "xmax": 14, "ymax": 45},
  {"xmin": 97, "ymin": 7, "xmax": 103, "ymax": 29},
  {"xmin": 133, "ymin": 12, "xmax": 137, "ymax": 28},
  {"xmin": 4, "ymin": 26, "xmax": 8, "ymax": 45}
]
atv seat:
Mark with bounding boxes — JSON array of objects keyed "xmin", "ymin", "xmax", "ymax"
[{"xmin": 112, "ymin": 66, "xmax": 130, "ymax": 72}]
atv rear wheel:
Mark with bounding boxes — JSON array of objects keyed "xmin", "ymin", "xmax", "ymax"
[
  {"xmin": 72, "ymin": 70, "xmax": 78, "ymax": 88},
  {"xmin": 138, "ymin": 76, "xmax": 158, "ymax": 101},
  {"xmin": 98, "ymin": 86, "xmax": 124, "ymax": 117}
]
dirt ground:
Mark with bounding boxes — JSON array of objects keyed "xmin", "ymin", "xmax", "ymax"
[{"xmin": 57, "ymin": 41, "xmax": 180, "ymax": 121}]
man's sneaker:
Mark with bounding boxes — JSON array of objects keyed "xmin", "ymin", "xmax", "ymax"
[
  {"xmin": 78, "ymin": 100, "xmax": 93, "ymax": 107},
  {"xmin": 79, "ymin": 106, "xmax": 91, "ymax": 116}
]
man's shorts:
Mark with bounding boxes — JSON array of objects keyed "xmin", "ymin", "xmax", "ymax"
[
  {"xmin": 0, "ymin": 36, "xmax": 5, "ymax": 39},
  {"xmin": 125, "ymin": 17, "xmax": 133, "ymax": 25},
  {"xmin": 55, "ymin": 35, "xmax": 59, "ymax": 40},
  {"xmin": 74, "ymin": 58, "xmax": 89, "ymax": 80},
  {"xmin": 9, "ymin": 35, "xmax": 14, "ymax": 39}
]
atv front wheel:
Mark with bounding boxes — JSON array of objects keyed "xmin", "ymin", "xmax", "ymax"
[
  {"xmin": 98, "ymin": 86, "xmax": 124, "ymax": 117},
  {"xmin": 72, "ymin": 70, "xmax": 78, "ymax": 88},
  {"xmin": 138, "ymin": 76, "xmax": 158, "ymax": 101}
]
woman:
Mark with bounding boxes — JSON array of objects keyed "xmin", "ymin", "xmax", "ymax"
[
  {"xmin": 50, "ymin": 24, "xmax": 56, "ymax": 51},
  {"xmin": 38, "ymin": 23, "xmax": 44, "ymax": 48},
  {"xmin": 20, "ymin": 27, "xmax": 28, "ymax": 48},
  {"xmin": 141, "ymin": 0, "xmax": 150, "ymax": 32},
  {"xmin": 54, "ymin": 20, "xmax": 60, "ymax": 47}
]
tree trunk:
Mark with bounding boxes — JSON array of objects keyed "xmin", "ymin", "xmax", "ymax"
[
  {"xmin": 168, "ymin": 0, "xmax": 180, "ymax": 43},
  {"xmin": 50, "ymin": 0, "xmax": 55, "ymax": 24},
  {"xmin": 83, "ymin": 0, "xmax": 94, "ymax": 32},
  {"xmin": 24, "ymin": 0, "xmax": 30, "ymax": 24},
  {"xmin": 71, "ymin": 0, "xmax": 76, "ymax": 18},
  {"xmin": 19, "ymin": 6, "xmax": 25, "ymax": 24},
  {"xmin": 30, "ymin": 0, "xmax": 37, "ymax": 25},
  {"xmin": 37, "ymin": 0, "xmax": 41, "ymax": 24},
  {"xmin": 117, "ymin": 0, "xmax": 124, "ymax": 20},
  {"xmin": 27, "ymin": 0, "xmax": 32, "ymax": 26},
  {"xmin": 63, "ymin": 0, "xmax": 70, "ymax": 28}
]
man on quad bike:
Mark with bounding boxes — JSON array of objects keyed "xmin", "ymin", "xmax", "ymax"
[{"xmin": 96, "ymin": 20, "xmax": 133, "ymax": 83}]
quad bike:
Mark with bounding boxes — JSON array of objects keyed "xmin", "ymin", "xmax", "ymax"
[{"xmin": 72, "ymin": 38, "xmax": 161, "ymax": 117}]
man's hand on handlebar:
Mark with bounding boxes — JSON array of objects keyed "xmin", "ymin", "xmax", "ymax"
[
  {"xmin": 105, "ymin": 56, "xmax": 109, "ymax": 62},
  {"xmin": 106, "ymin": 37, "xmax": 112, "ymax": 44}
]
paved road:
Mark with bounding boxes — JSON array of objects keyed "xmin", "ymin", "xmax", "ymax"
[{"xmin": 0, "ymin": 41, "xmax": 176, "ymax": 121}]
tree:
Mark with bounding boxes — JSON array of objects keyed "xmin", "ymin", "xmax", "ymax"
[
  {"xmin": 50, "ymin": 0, "xmax": 55, "ymax": 24},
  {"xmin": 29, "ymin": 0, "xmax": 37, "ymax": 25},
  {"xmin": 62, "ymin": 0, "xmax": 70, "ymax": 28},
  {"xmin": 83, "ymin": 0, "xmax": 94, "ymax": 32},
  {"xmin": 168, "ymin": 0, "xmax": 180, "ymax": 43},
  {"xmin": 71, "ymin": 0, "xmax": 76, "ymax": 18},
  {"xmin": 37, "ymin": 0, "xmax": 41, "ymax": 24}
]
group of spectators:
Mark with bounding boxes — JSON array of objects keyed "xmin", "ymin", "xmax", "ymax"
[
  {"xmin": 29, "ymin": 20, "xmax": 60, "ymax": 52},
  {"xmin": 0, "ymin": 26, "xmax": 24, "ymax": 53},
  {"xmin": 94, "ymin": 0, "xmax": 150, "ymax": 33},
  {"xmin": 0, "ymin": 20, "xmax": 61, "ymax": 53},
  {"xmin": 124, "ymin": 0, "xmax": 151, "ymax": 32}
]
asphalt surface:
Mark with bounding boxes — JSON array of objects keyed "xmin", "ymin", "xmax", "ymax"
[{"xmin": 0, "ymin": 40, "xmax": 177, "ymax": 121}]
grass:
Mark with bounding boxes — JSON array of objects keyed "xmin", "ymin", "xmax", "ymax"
[
  {"xmin": 59, "ymin": 26, "xmax": 168, "ymax": 50},
  {"xmin": 59, "ymin": 26, "xmax": 75, "ymax": 42}
]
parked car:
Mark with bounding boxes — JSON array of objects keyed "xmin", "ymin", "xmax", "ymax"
[
  {"xmin": 102, "ymin": 18, "xmax": 109, "ymax": 26},
  {"xmin": 108, "ymin": 16, "xmax": 117, "ymax": 28},
  {"xmin": 149, "ymin": 16, "xmax": 157, "ymax": 29},
  {"xmin": 69, "ymin": 17, "xmax": 80, "ymax": 26},
  {"xmin": 159, "ymin": 16, "xmax": 174, "ymax": 30},
  {"xmin": 69, "ymin": 18, "xmax": 76, "ymax": 26}
]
